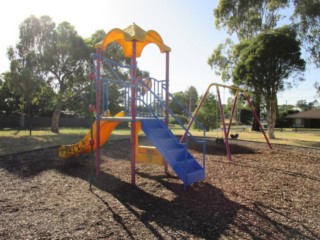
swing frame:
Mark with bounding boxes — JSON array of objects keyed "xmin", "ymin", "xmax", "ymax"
[{"xmin": 181, "ymin": 83, "xmax": 272, "ymax": 161}]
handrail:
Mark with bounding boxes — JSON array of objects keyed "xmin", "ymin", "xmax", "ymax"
[
  {"xmin": 91, "ymin": 53, "xmax": 131, "ymax": 69},
  {"xmin": 167, "ymin": 90, "xmax": 206, "ymax": 133},
  {"xmin": 138, "ymin": 79, "xmax": 206, "ymax": 144},
  {"xmin": 136, "ymin": 79, "xmax": 206, "ymax": 169}
]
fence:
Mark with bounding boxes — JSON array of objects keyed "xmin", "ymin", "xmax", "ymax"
[{"xmin": 0, "ymin": 116, "xmax": 90, "ymax": 129}]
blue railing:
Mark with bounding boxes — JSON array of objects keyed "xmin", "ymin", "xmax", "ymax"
[
  {"xmin": 136, "ymin": 78, "xmax": 206, "ymax": 169},
  {"xmin": 124, "ymin": 77, "xmax": 166, "ymax": 117}
]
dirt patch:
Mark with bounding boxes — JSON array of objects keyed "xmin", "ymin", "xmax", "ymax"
[{"xmin": 0, "ymin": 139, "xmax": 319, "ymax": 239}]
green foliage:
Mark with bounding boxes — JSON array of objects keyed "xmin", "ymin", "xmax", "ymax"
[
  {"xmin": 233, "ymin": 26, "xmax": 306, "ymax": 97},
  {"xmin": 315, "ymin": 82, "xmax": 320, "ymax": 97},
  {"xmin": 214, "ymin": 0, "xmax": 289, "ymax": 40},
  {"xmin": 7, "ymin": 15, "xmax": 92, "ymax": 132},
  {"xmin": 87, "ymin": 30, "xmax": 132, "ymax": 115},
  {"xmin": 233, "ymin": 26, "xmax": 305, "ymax": 138},
  {"xmin": 169, "ymin": 86, "xmax": 198, "ymax": 117},
  {"xmin": 276, "ymin": 104, "xmax": 299, "ymax": 128},
  {"xmin": 185, "ymin": 86, "xmax": 199, "ymax": 113},
  {"xmin": 168, "ymin": 114, "xmax": 189, "ymax": 125},
  {"xmin": 0, "ymin": 74, "xmax": 21, "ymax": 115},
  {"xmin": 210, "ymin": 0, "xmax": 290, "ymax": 83},
  {"xmin": 194, "ymin": 93, "xmax": 220, "ymax": 131},
  {"xmin": 169, "ymin": 91, "xmax": 186, "ymax": 116},
  {"xmin": 292, "ymin": 0, "xmax": 320, "ymax": 67},
  {"xmin": 296, "ymin": 99, "xmax": 317, "ymax": 111}
]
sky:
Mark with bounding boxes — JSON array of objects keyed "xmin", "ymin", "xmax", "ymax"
[{"xmin": 0, "ymin": 0, "xmax": 319, "ymax": 105}]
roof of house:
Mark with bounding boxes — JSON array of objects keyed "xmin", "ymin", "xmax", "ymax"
[{"xmin": 286, "ymin": 109, "xmax": 320, "ymax": 119}]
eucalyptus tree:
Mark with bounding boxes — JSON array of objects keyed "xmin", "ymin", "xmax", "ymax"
[
  {"xmin": 209, "ymin": 1, "xmax": 289, "ymax": 130},
  {"xmin": 41, "ymin": 21, "xmax": 91, "ymax": 132},
  {"xmin": 6, "ymin": 16, "xmax": 50, "ymax": 134},
  {"xmin": 292, "ymin": 0, "xmax": 320, "ymax": 67},
  {"xmin": 7, "ymin": 15, "xmax": 91, "ymax": 133},
  {"xmin": 209, "ymin": 0, "xmax": 289, "ymax": 80},
  {"xmin": 233, "ymin": 26, "xmax": 305, "ymax": 138}
]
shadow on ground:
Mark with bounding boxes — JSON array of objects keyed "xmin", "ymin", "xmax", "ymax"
[
  {"xmin": 188, "ymin": 138, "xmax": 257, "ymax": 156},
  {"xmin": 0, "ymin": 144, "xmax": 318, "ymax": 239}
]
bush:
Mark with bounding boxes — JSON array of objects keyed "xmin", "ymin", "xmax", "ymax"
[{"xmin": 168, "ymin": 114, "xmax": 189, "ymax": 125}]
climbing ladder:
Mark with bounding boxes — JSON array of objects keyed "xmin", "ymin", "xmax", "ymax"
[{"xmin": 141, "ymin": 119, "xmax": 205, "ymax": 186}]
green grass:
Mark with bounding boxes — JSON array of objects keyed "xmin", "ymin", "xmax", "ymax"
[
  {"xmin": 0, "ymin": 126, "xmax": 319, "ymax": 156},
  {"xmin": 0, "ymin": 128, "xmax": 131, "ymax": 156},
  {"xmin": 173, "ymin": 126, "xmax": 320, "ymax": 148}
]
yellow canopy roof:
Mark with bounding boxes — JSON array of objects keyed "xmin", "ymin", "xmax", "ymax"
[{"xmin": 96, "ymin": 23, "xmax": 171, "ymax": 58}]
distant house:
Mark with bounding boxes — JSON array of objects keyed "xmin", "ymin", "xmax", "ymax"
[{"xmin": 286, "ymin": 109, "xmax": 320, "ymax": 128}]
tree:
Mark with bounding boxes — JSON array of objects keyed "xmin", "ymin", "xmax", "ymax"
[
  {"xmin": 7, "ymin": 16, "xmax": 91, "ymax": 133},
  {"xmin": 86, "ymin": 30, "xmax": 134, "ymax": 116},
  {"xmin": 195, "ymin": 93, "xmax": 220, "ymax": 131},
  {"xmin": 0, "ymin": 74, "xmax": 21, "ymax": 116},
  {"xmin": 41, "ymin": 20, "xmax": 91, "ymax": 132},
  {"xmin": 296, "ymin": 99, "xmax": 316, "ymax": 111},
  {"xmin": 276, "ymin": 104, "xmax": 298, "ymax": 128},
  {"xmin": 169, "ymin": 86, "xmax": 198, "ymax": 117},
  {"xmin": 315, "ymin": 82, "xmax": 320, "ymax": 97},
  {"xmin": 6, "ymin": 16, "xmax": 49, "ymax": 134},
  {"xmin": 169, "ymin": 91, "xmax": 186, "ymax": 116},
  {"xmin": 292, "ymin": 0, "xmax": 320, "ymax": 67},
  {"xmin": 210, "ymin": 0, "xmax": 289, "ymax": 78},
  {"xmin": 209, "ymin": 0, "xmax": 289, "ymax": 131},
  {"xmin": 185, "ymin": 86, "xmax": 198, "ymax": 115},
  {"xmin": 233, "ymin": 26, "xmax": 305, "ymax": 138}
]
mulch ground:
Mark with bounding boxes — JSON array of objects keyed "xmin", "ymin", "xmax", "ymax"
[{"xmin": 0, "ymin": 138, "xmax": 319, "ymax": 239}]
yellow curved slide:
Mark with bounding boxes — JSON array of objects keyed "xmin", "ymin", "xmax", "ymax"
[{"xmin": 59, "ymin": 111, "xmax": 125, "ymax": 158}]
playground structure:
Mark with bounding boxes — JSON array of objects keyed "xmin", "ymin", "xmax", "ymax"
[
  {"xmin": 59, "ymin": 23, "xmax": 271, "ymax": 187},
  {"xmin": 59, "ymin": 23, "xmax": 206, "ymax": 188},
  {"xmin": 181, "ymin": 83, "xmax": 272, "ymax": 161}
]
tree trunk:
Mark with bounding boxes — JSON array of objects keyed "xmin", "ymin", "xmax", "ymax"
[
  {"xmin": 251, "ymin": 92, "xmax": 261, "ymax": 131},
  {"xmin": 20, "ymin": 113, "xmax": 25, "ymax": 129},
  {"xmin": 51, "ymin": 101, "xmax": 63, "ymax": 133},
  {"xmin": 267, "ymin": 97, "xmax": 277, "ymax": 139},
  {"xmin": 27, "ymin": 100, "xmax": 32, "ymax": 136}
]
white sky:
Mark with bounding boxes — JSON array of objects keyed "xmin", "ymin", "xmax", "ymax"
[{"xmin": 0, "ymin": 0, "xmax": 319, "ymax": 105}]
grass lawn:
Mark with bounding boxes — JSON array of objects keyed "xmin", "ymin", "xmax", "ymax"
[
  {"xmin": 0, "ymin": 126, "xmax": 319, "ymax": 156},
  {"xmin": 173, "ymin": 127, "xmax": 320, "ymax": 148},
  {"xmin": 0, "ymin": 127, "xmax": 131, "ymax": 156}
]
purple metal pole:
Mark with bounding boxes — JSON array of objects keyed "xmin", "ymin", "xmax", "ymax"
[
  {"xmin": 130, "ymin": 40, "xmax": 137, "ymax": 185},
  {"xmin": 216, "ymin": 86, "xmax": 232, "ymax": 161},
  {"xmin": 164, "ymin": 51, "xmax": 170, "ymax": 174},
  {"xmin": 95, "ymin": 47, "xmax": 101, "ymax": 175},
  {"xmin": 226, "ymin": 90, "xmax": 239, "ymax": 137},
  {"xmin": 244, "ymin": 94, "xmax": 272, "ymax": 149}
]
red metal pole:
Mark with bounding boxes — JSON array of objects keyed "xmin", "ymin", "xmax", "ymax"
[
  {"xmin": 226, "ymin": 90, "xmax": 239, "ymax": 137},
  {"xmin": 244, "ymin": 94, "xmax": 272, "ymax": 149},
  {"xmin": 216, "ymin": 86, "xmax": 232, "ymax": 161},
  {"xmin": 95, "ymin": 47, "xmax": 101, "ymax": 175},
  {"xmin": 130, "ymin": 40, "xmax": 137, "ymax": 185},
  {"xmin": 164, "ymin": 51, "xmax": 170, "ymax": 174}
]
